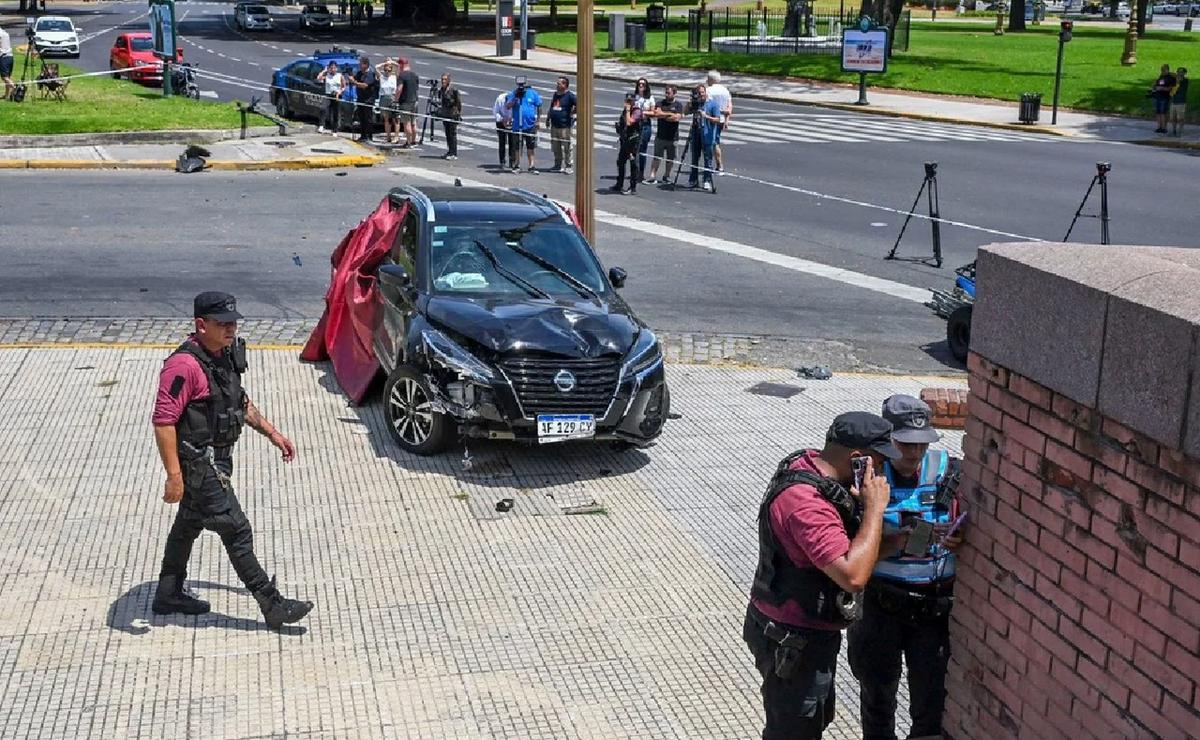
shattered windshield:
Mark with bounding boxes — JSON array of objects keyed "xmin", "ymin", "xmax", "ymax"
[{"xmin": 429, "ymin": 219, "xmax": 607, "ymax": 298}]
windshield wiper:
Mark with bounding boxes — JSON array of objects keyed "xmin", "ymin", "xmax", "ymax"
[
  {"xmin": 470, "ymin": 240, "xmax": 550, "ymax": 299},
  {"xmin": 498, "ymin": 241, "xmax": 600, "ymax": 302}
]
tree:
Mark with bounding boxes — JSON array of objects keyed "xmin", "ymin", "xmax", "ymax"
[
  {"xmin": 388, "ymin": 0, "xmax": 458, "ymax": 26},
  {"xmin": 1136, "ymin": 0, "xmax": 1148, "ymax": 35},
  {"xmin": 858, "ymin": 0, "xmax": 906, "ymax": 55},
  {"xmin": 1008, "ymin": 0, "xmax": 1026, "ymax": 30}
]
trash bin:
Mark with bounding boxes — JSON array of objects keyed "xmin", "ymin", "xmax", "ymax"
[
  {"xmin": 646, "ymin": 3, "xmax": 665, "ymax": 28},
  {"xmin": 1018, "ymin": 92, "xmax": 1042, "ymax": 124},
  {"xmin": 627, "ymin": 22, "xmax": 646, "ymax": 51},
  {"xmin": 525, "ymin": 29, "xmax": 537, "ymax": 49}
]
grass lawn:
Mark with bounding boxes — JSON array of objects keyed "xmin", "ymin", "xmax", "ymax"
[
  {"xmin": 1, "ymin": 57, "xmax": 247, "ymax": 135},
  {"xmin": 533, "ymin": 21, "xmax": 1200, "ymax": 116}
]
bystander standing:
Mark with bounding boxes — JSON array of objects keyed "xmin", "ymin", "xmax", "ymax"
[
  {"xmin": 493, "ymin": 90, "xmax": 513, "ymax": 168},
  {"xmin": 348, "ymin": 56, "xmax": 378, "ymax": 142},
  {"xmin": 633, "ymin": 78, "xmax": 656, "ymax": 180},
  {"xmin": 1170, "ymin": 67, "xmax": 1189, "ymax": 138},
  {"xmin": 1151, "ymin": 63, "xmax": 1177, "ymax": 135},
  {"xmin": 315, "ymin": 60, "xmax": 345, "ymax": 136},
  {"xmin": 611, "ymin": 92, "xmax": 644, "ymax": 194},
  {"xmin": 705, "ymin": 70, "xmax": 733, "ymax": 174},
  {"xmin": 395, "ymin": 57, "xmax": 419, "ymax": 148},
  {"xmin": 506, "ymin": 76, "xmax": 542, "ymax": 173},
  {"xmin": 0, "ymin": 26, "xmax": 13, "ymax": 101},
  {"xmin": 375, "ymin": 58, "xmax": 399, "ymax": 144},
  {"xmin": 685, "ymin": 84, "xmax": 721, "ymax": 192},
  {"xmin": 437, "ymin": 72, "xmax": 462, "ymax": 160},
  {"xmin": 545, "ymin": 76, "xmax": 577, "ymax": 173},
  {"xmin": 644, "ymin": 85, "xmax": 683, "ymax": 184}
]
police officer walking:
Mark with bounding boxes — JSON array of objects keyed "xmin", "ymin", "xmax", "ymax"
[
  {"xmin": 150, "ymin": 292, "xmax": 313, "ymax": 630},
  {"xmin": 848, "ymin": 395, "xmax": 964, "ymax": 740},
  {"xmin": 745, "ymin": 412, "xmax": 899, "ymax": 740}
]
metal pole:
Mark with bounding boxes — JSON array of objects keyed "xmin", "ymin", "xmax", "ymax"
[
  {"xmin": 577, "ymin": 0, "xmax": 595, "ymax": 244},
  {"xmin": 1052, "ymin": 35, "xmax": 1064, "ymax": 125},
  {"xmin": 1099, "ymin": 165, "xmax": 1110, "ymax": 245},
  {"xmin": 855, "ymin": 71, "xmax": 868, "ymax": 105},
  {"xmin": 746, "ymin": 9, "xmax": 750, "ymax": 52},
  {"xmin": 520, "ymin": 0, "xmax": 529, "ymax": 59},
  {"xmin": 664, "ymin": 0, "xmax": 669, "ymax": 51}
]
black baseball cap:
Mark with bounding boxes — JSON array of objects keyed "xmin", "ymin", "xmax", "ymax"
[
  {"xmin": 825, "ymin": 412, "xmax": 902, "ymax": 460},
  {"xmin": 193, "ymin": 291, "xmax": 243, "ymax": 322},
  {"xmin": 882, "ymin": 394, "xmax": 941, "ymax": 444}
]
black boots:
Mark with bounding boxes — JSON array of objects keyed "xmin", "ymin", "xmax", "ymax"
[
  {"xmin": 253, "ymin": 577, "xmax": 314, "ymax": 629},
  {"xmin": 151, "ymin": 574, "xmax": 211, "ymax": 615}
]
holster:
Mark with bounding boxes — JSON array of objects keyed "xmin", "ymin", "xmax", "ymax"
[
  {"xmin": 750, "ymin": 607, "xmax": 809, "ymax": 679},
  {"xmin": 867, "ymin": 579, "xmax": 955, "ymax": 620}
]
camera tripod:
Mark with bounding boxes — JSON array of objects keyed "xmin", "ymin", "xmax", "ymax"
[
  {"xmin": 1064, "ymin": 162, "xmax": 1110, "ymax": 245},
  {"xmin": 9, "ymin": 29, "xmax": 37, "ymax": 102},
  {"xmin": 664, "ymin": 108, "xmax": 716, "ymax": 194},
  {"xmin": 418, "ymin": 80, "xmax": 439, "ymax": 145},
  {"xmin": 886, "ymin": 161, "xmax": 943, "ymax": 268}
]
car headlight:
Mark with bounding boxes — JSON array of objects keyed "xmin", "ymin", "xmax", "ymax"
[
  {"xmin": 421, "ymin": 329, "xmax": 496, "ymax": 384},
  {"xmin": 622, "ymin": 329, "xmax": 662, "ymax": 377}
]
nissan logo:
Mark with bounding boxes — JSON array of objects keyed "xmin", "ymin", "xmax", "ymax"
[{"xmin": 553, "ymin": 369, "xmax": 576, "ymax": 393}]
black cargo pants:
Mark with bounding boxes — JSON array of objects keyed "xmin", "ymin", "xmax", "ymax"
[
  {"xmin": 743, "ymin": 605, "xmax": 841, "ymax": 740},
  {"xmin": 847, "ymin": 583, "xmax": 952, "ymax": 740},
  {"xmin": 159, "ymin": 450, "xmax": 271, "ymax": 595}
]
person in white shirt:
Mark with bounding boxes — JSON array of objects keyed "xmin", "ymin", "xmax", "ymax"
[
  {"xmin": 493, "ymin": 90, "xmax": 513, "ymax": 169},
  {"xmin": 315, "ymin": 61, "xmax": 345, "ymax": 135},
  {"xmin": 633, "ymin": 78, "xmax": 656, "ymax": 182},
  {"xmin": 0, "ymin": 27, "xmax": 14, "ymax": 100},
  {"xmin": 375, "ymin": 58, "xmax": 399, "ymax": 143},
  {"xmin": 706, "ymin": 70, "xmax": 733, "ymax": 174}
]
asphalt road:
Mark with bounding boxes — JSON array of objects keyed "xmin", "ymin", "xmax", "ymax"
[{"xmin": 6, "ymin": 1, "xmax": 1200, "ymax": 375}]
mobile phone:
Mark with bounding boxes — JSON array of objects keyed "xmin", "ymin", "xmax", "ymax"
[
  {"xmin": 937, "ymin": 511, "xmax": 968, "ymax": 546},
  {"xmin": 851, "ymin": 456, "xmax": 868, "ymax": 491},
  {"xmin": 904, "ymin": 519, "xmax": 935, "ymax": 558}
]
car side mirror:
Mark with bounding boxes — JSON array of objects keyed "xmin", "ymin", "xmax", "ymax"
[
  {"xmin": 609, "ymin": 266, "xmax": 627, "ymax": 289},
  {"xmin": 379, "ymin": 263, "xmax": 412, "ymax": 289}
]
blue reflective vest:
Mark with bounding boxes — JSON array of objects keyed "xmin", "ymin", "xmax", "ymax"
[{"xmin": 873, "ymin": 449, "xmax": 956, "ymax": 585}]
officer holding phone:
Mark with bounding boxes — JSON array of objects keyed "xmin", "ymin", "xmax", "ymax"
[
  {"xmin": 744, "ymin": 412, "xmax": 898, "ymax": 740},
  {"xmin": 847, "ymin": 395, "xmax": 965, "ymax": 740}
]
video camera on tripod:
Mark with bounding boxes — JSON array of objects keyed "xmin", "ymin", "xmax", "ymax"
[
  {"xmin": 8, "ymin": 19, "xmax": 38, "ymax": 103},
  {"xmin": 418, "ymin": 77, "xmax": 441, "ymax": 144}
]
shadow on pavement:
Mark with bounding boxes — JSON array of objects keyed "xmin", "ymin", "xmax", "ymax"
[{"xmin": 107, "ymin": 580, "xmax": 306, "ymax": 636}]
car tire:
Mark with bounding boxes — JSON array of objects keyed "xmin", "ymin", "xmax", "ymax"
[
  {"xmin": 383, "ymin": 366, "xmax": 452, "ymax": 455},
  {"xmin": 947, "ymin": 304, "xmax": 973, "ymax": 364},
  {"xmin": 274, "ymin": 91, "xmax": 290, "ymax": 119}
]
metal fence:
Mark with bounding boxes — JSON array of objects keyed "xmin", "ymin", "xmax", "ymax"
[{"xmin": 686, "ymin": 8, "xmax": 910, "ymax": 55}]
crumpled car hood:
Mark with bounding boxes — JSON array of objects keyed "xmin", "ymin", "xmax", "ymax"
[{"xmin": 426, "ymin": 295, "xmax": 638, "ymax": 357}]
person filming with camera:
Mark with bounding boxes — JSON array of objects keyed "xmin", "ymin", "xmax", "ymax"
[
  {"xmin": 611, "ymin": 92, "xmax": 644, "ymax": 195},
  {"xmin": 684, "ymin": 84, "xmax": 721, "ymax": 193},
  {"xmin": 745, "ymin": 412, "xmax": 898, "ymax": 740},
  {"xmin": 505, "ymin": 76, "xmax": 542, "ymax": 173},
  {"xmin": 435, "ymin": 73, "xmax": 462, "ymax": 159}
]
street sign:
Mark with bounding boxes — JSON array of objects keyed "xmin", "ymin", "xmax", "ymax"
[
  {"xmin": 148, "ymin": 0, "xmax": 176, "ymax": 60},
  {"xmin": 841, "ymin": 28, "xmax": 888, "ymax": 73}
]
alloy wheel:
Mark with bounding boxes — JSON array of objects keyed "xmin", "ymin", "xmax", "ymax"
[{"xmin": 388, "ymin": 377, "xmax": 433, "ymax": 446}]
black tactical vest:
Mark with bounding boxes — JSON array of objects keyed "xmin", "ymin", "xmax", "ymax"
[
  {"xmin": 172, "ymin": 338, "xmax": 247, "ymax": 460},
  {"xmin": 750, "ymin": 450, "xmax": 863, "ymax": 626}
]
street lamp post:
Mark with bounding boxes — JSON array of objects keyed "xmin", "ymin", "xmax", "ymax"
[
  {"xmin": 1120, "ymin": 7, "xmax": 1138, "ymax": 65},
  {"xmin": 576, "ymin": 0, "xmax": 596, "ymax": 243}
]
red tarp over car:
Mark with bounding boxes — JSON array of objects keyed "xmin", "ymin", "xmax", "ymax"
[{"xmin": 301, "ymin": 198, "xmax": 408, "ymax": 404}]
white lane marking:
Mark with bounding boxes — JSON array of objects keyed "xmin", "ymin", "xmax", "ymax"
[
  {"xmin": 389, "ymin": 166, "xmax": 932, "ymax": 304},
  {"xmin": 199, "ymin": 90, "xmax": 219, "ymax": 98}
]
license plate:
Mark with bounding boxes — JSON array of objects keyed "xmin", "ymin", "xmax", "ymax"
[{"xmin": 536, "ymin": 414, "xmax": 595, "ymax": 443}]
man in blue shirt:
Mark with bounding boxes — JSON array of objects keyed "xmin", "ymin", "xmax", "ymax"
[
  {"xmin": 506, "ymin": 76, "xmax": 543, "ymax": 173},
  {"xmin": 684, "ymin": 84, "xmax": 721, "ymax": 192}
]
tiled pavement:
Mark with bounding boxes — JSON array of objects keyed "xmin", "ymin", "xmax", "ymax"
[{"xmin": 0, "ymin": 346, "xmax": 964, "ymax": 739}]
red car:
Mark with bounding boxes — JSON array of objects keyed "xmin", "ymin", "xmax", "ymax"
[{"xmin": 109, "ymin": 32, "xmax": 168, "ymax": 85}]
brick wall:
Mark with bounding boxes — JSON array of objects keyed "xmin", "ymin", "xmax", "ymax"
[{"xmin": 944, "ymin": 352, "xmax": 1200, "ymax": 740}]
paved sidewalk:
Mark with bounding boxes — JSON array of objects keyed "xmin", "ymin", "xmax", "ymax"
[
  {"xmin": 0, "ymin": 132, "xmax": 384, "ymax": 170},
  {"xmin": 409, "ymin": 37, "xmax": 1200, "ymax": 146},
  {"xmin": 0, "ymin": 346, "xmax": 964, "ymax": 739}
]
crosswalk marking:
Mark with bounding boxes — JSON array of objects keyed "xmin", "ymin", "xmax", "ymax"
[{"xmin": 458, "ymin": 112, "xmax": 1055, "ymax": 146}]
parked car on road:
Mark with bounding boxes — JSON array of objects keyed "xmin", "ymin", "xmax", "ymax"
[
  {"xmin": 235, "ymin": 3, "xmax": 274, "ymax": 30},
  {"xmin": 371, "ymin": 185, "xmax": 671, "ymax": 454},
  {"xmin": 31, "ymin": 16, "xmax": 80, "ymax": 58},
  {"xmin": 299, "ymin": 4, "xmax": 333, "ymax": 29},
  {"xmin": 271, "ymin": 48, "xmax": 380, "ymax": 134},
  {"xmin": 109, "ymin": 32, "xmax": 164, "ymax": 85}
]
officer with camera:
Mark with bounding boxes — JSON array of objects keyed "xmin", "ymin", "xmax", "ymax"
[
  {"xmin": 847, "ymin": 395, "xmax": 964, "ymax": 740},
  {"xmin": 745, "ymin": 412, "xmax": 898, "ymax": 740},
  {"xmin": 150, "ymin": 292, "xmax": 313, "ymax": 630}
]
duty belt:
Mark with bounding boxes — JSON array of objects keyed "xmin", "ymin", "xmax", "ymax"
[
  {"xmin": 181, "ymin": 441, "xmax": 232, "ymax": 492},
  {"xmin": 866, "ymin": 579, "xmax": 955, "ymax": 618}
]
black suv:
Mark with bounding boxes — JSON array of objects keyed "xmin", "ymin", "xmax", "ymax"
[{"xmin": 372, "ymin": 185, "xmax": 670, "ymax": 455}]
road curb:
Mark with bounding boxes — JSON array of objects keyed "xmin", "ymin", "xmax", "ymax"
[
  {"xmin": 0, "ymin": 154, "xmax": 384, "ymax": 170},
  {"xmin": 0, "ymin": 127, "xmax": 285, "ymax": 148},
  {"xmin": 398, "ymin": 37, "xmax": 1072, "ymax": 136},
  {"xmin": 1133, "ymin": 137, "xmax": 1200, "ymax": 150}
]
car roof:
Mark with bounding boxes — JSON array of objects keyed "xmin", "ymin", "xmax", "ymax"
[
  {"xmin": 37, "ymin": 16, "xmax": 73, "ymax": 23},
  {"xmin": 392, "ymin": 186, "xmax": 568, "ymax": 223},
  {"xmin": 121, "ymin": 31, "xmax": 152, "ymax": 38}
]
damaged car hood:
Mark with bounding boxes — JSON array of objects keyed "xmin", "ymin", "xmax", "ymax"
[{"xmin": 426, "ymin": 295, "xmax": 639, "ymax": 357}]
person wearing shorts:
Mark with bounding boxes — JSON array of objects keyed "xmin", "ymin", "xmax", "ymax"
[
  {"xmin": 375, "ymin": 58, "xmax": 400, "ymax": 143},
  {"xmin": 395, "ymin": 57, "xmax": 419, "ymax": 147},
  {"xmin": 1151, "ymin": 64, "xmax": 1176, "ymax": 134},
  {"xmin": 645, "ymin": 85, "xmax": 683, "ymax": 184},
  {"xmin": 0, "ymin": 27, "xmax": 14, "ymax": 101},
  {"xmin": 1170, "ymin": 67, "xmax": 1189, "ymax": 137}
]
